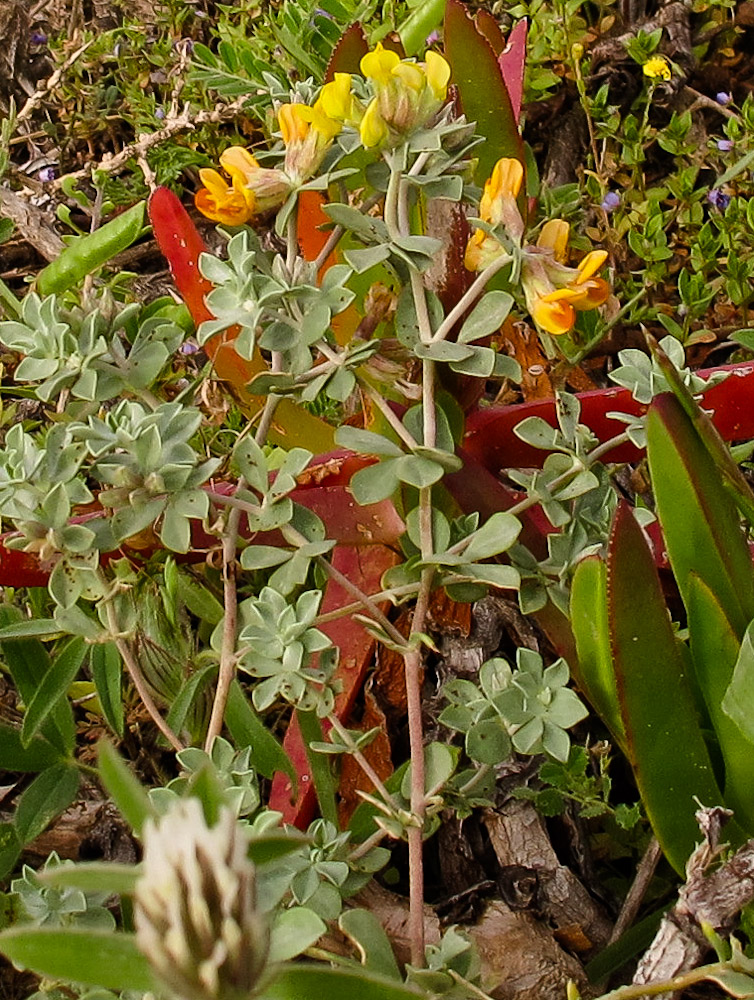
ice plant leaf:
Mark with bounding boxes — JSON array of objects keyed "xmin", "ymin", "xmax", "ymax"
[
  {"xmin": 325, "ymin": 22, "xmax": 369, "ymax": 78},
  {"xmin": 498, "ymin": 19, "xmax": 527, "ymax": 126},
  {"xmin": 262, "ymin": 963, "xmax": 425, "ymax": 1000},
  {"xmin": 570, "ymin": 555, "xmax": 625, "ymax": 751},
  {"xmin": 607, "ymin": 503, "xmax": 727, "ymax": 873},
  {"xmin": 648, "ymin": 333, "xmax": 754, "ymax": 527},
  {"xmin": 647, "ymin": 392, "xmax": 754, "ymax": 638},
  {"xmin": 688, "ymin": 575, "xmax": 754, "ymax": 834},
  {"xmin": 444, "ymin": 0, "xmax": 525, "ymax": 186}
]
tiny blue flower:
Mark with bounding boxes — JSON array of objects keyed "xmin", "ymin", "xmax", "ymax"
[
  {"xmin": 425, "ymin": 29, "xmax": 441, "ymax": 46},
  {"xmin": 38, "ymin": 166, "xmax": 56, "ymax": 182},
  {"xmin": 180, "ymin": 341, "xmax": 199, "ymax": 355},
  {"xmin": 708, "ymin": 189, "xmax": 731, "ymax": 210},
  {"xmin": 716, "ymin": 91, "xmax": 732, "ymax": 106},
  {"xmin": 601, "ymin": 191, "xmax": 621, "ymax": 212},
  {"xmin": 30, "ymin": 31, "xmax": 47, "ymax": 45},
  {"xmin": 717, "ymin": 138, "xmax": 734, "ymax": 152},
  {"xmin": 155, "ymin": 107, "xmax": 166, "ymax": 120}
]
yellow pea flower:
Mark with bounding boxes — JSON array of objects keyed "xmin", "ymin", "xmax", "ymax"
[
  {"xmin": 464, "ymin": 157, "xmax": 526, "ymax": 269},
  {"xmin": 361, "ymin": 43, "xmax": 401, "ymax": 85},
  {"xmin": 537, "ymin": 219, "xmax": 570, "ymax": 263},
  {"xmin": 360, "ymin": 97, "xmax": 389, "ymax": 149},
  {"xmin": 425, "ymin": 51, "xmax": 451, "ymax": 101},
  {"xmin": 278, "ymin": 101, "xmax": 341, "ymax": 182},
  {"xmin": 195, "ymin": 168, "xmax": 255, "ymax": 226},
  {"xmin": 318, "ymin": 73, "xmax": 356, "ymax": 123}
]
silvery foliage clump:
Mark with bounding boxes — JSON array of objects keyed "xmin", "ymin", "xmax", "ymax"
[
  {"xmin": 0, "ymin": 294, "xmax": 183, "ymax": 401},
  {"xmin": 149, "ymin": 737, "xmax": 260, "ymax": 818},
  {"xmin": 135, "ymin": 799, "xmax": 270, "ymax": 1000},
  {"xmin": 217, "ymin": 586, "xmax": 337, "ymax": 714},
  {"xmin": 11, "ymin": 853, "xmax": 115, "ymax": 930},
  {"xmin": 441, "ymin": 649, "xmax": 589, "ymax": 765},
  {"xmin": 607, "ymin": 334, "xmax": 729, "ymax": 446}
]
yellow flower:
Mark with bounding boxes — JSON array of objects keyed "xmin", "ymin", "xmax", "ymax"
[
  {"xmin": 522, "ymin": 250, "xmax": 610, "ymax": 335},
  {"xmin": 357, "ymin": 43, "xmax": 451, "ymax": 148},
  {"xmin": 360, "ymin": 43, "xmax": 401, "ymax": 85},
  {"xmin": 425, "ymin": 51, "xmax": 451, "ymax": 101},
  {"xmin": 278, "ymin": 101, "xmax": 341, "ymax": 182},
  {"xmin": 643, "ymin": 56, "xmax": 671, "ymax": 81},
  {"xmin": 360, "ymin": 97, "xmax": 389, "ymax": 149},
  {"xmin": 195, "ymin": 167, "xmax": 255, "ymax": 225},
  {"xmin": 194, "ymin": 146, "xmax": 293, "ymax": 225},
  {"xmin": 464, "ymin": 157, "xmax": 526, "ymax": 270},
  {"xmin": 318, "ymin": 73, "xmax": 356, "ymax": 123},
  {"xmin": 536, "ymin": 219, "xmax": 569, "ymax": 263}
]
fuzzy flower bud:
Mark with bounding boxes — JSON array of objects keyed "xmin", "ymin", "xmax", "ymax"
[{"xmin": 135, "ymin": 800, "xmax": 269, "ymax": 1000}]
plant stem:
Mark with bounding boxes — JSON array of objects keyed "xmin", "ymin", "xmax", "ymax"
[
  {"xmin": 327, "ymin": 714, "xmax": 400, "ymax": 810},
  {"xmin": 431, "ymin": 253, "xmax": 514, "ymax": 343},
  {"xmin": 348, "ymin": 827, "xmax": 390, "ymax": 862},
  {"xmin": 364, "ymin": 385, "xmax": 421, "ymax": 450},
  {"xmin": 0, "ymin": 277, "xmax": 21, "ymax": 318},
  {"xmin": 205, "ymin": 354, "xmax": 283, "ymax": 751}
]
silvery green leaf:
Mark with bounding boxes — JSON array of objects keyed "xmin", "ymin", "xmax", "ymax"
[
  {"xmin": 414, "ymin": 341, "xmax": 473, "ymax": 363},
  {"xmin": 394, "ymin": 455, "xmax": 444, "ymax": 489},
  {"xmin": 241, "ymin": 547, "xmax": 291, "ymax": 570},
  {"xmin": 449, "ymin": 346, "xmax": 499, "ymax": 378},
  {"xmin": 110, "ymin": 498, "xmax": 166, "ymax": 544},
  {"xmin": 49, "ymin": 561, "xmax": 84, "ymax": 609},
  {"xmin": 335, "ymin": 426, "xmax": 404, "ymax": 458},
  {"xmin": 513, "ymin": 416, "xmax": 561, "ymax": 450},
  {"xmin": 458, "ymin": 291, "xmax": 514, "ymax": 344},
  {"xmin": 547, "ymin": 688, "xmax": 588, "ymax": 729},
  {"xmin": 325, "ymin": 367, "xmax": 355, "ymax": 402},
  {"xmin": 350, "ymin": 460, "xmax": 400, "ymax": 505},
  {"xmin": 541, "ymin": 722, "xmax": 570, "ymax": 762},
  {"xmin": 466, "ymin": 719, "xmax": 511, "ymax": 765},
  {"xmin": 199, "ymin": 253, "xmax": 235, "ymax": 285},
  {"xmin": 343, "ymin": 245, "xmax": 391, "ymax": 274},
  {"xmin": 450, "ymin": 563, "xmax": 519, "ymax": 590},
  {"xmin": 463, "ymin": 512, "xmax": 521, "ymax": 562}
]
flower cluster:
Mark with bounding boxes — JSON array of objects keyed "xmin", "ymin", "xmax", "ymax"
[
  {"xmin": 358, "ymin": 43, "xmax": 450, "ymax": 148},
  {"xmin": 135, "ymin": 799, "xmax": 269, "ymax": 1000},
  {"xmin": 465, "ymin": 157, "xmax": 610, "ymax": 336},
  {"xmin": 195, "ymin": 45, "xmax": 451, "ymax": 225}
]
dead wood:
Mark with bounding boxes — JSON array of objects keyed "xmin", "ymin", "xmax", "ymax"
[
  {"xmin": 484, "ymin": 800, "xmax": 614, "ymax": 955},
  {"xmin": 633, "ymin": 808, "xmax": 754, "ymax": 991},
  {"xmin": 0, "ymin": 187, "xmax": 64, "ymax": 262},
  {"xmin": 352, "ymin": 880, "xmax": 588, "ymax": 1000}
]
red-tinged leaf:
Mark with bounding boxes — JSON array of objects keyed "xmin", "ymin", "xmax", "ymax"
[
  {"xmin": 498, "ymin": 20, "xmax": 527, "ymax": 125},
  {"xmin": 298, "ymin": 190, "xmax": 334, "ymax": 266},
  {"xmin": 647, "ymin": 392, "xmax": 754, "ymax": 638},
  {"xmin": 474, "ymin": 9, "xmax": 505, "ymax": 55},
  {"xmin": 269, "ymin": 543, "xmax": 401, "ymax": 828},
  {"xmin": 148, "ymin": 187, "xmax": 213, "ymax": 325},
  {"xmin": 607, "ymin": 503, "xmax": 730, "ymax": 873},
  {"xmin": 325, "ymin": 23, "xmax": 369, "ymax": 80},
  {"xmin": 444, "ymin": 0, "xmax": 525, "ymax": 186},
  {"xmin": 462, "ymin": 361, "xmax": 754, "ymax": 475}
]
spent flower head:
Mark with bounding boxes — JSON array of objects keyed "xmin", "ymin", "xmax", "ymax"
[{"xmin": 135, "ymin": 799, "xmax": 269, "ymax": 1000}]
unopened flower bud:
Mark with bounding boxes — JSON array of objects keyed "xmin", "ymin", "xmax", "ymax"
[{"xmin": 135, "ymin": 800, "xmax": 269, "ymax": 1000}]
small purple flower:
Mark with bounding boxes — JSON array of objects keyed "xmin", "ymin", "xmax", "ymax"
[
  {"xmin": 180, "ymin": 340, "xmax": 199, "ymax": 355},
  {"xmin": 30, "ymin": 31, "xmax": 47, "ymax": 45},
  {"xmin": 716, "ymin": 91, "xmax": 732, "ymax": 106},
  {"xmin": 601, "ymin": 191, "xmax": 621, "ymax": 212},
  {"xmin": 425, "ymin": 29, "xmax": 441, "ymax": 46},
  {"xmin": 38, "ymin": 166, "xmax": 56, "ymax": 183},
  {"xmin": 708, "ymin": 188, "xmax": 731, "ymax": 210},
  {"xmin": 155, "ymin": 107, "xmax": 166, "ymax": 120},
  {"xmin": 717, "ymin": 138, "xmax": 734, "ymax": 152}
]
